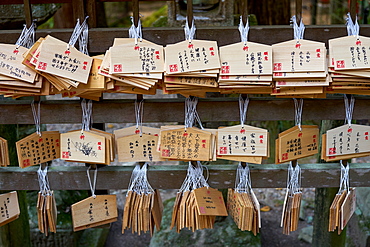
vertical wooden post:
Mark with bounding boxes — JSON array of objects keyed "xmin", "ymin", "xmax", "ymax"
[
  {"xmin": 295, "ymin": 0, "xmax": 302, "ymax": 22},
  {"xmin": 241, "ymin": 0, "xmax": 248, "ymax": 25},
  {"xmin": 132, "ymin": 0, "xmax": 140, "ymax": 27},
  {"xmin": 187, "ymin": 0, "xmax": 193, "ymax": 26},
  {"xmin": 23, "ymin": 0, "xmax": 32, "ymax": 27},
  {"xmin": 85, "ymin": 0, "xmax": 97, "ymax": 28},
  {"xmin": 73, "ymin": 0, "xmax": 86, "ymax": 21}
]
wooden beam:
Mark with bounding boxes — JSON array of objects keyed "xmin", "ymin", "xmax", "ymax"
[
  {"xmin": 0, "ymin": 163, "xmax": 369, "ymax": 190},
  {"xmin": 0, "ymin": 25, "xmax": 360, "ymax": 54},
  {"xmin": 0, "ymin": 97, "xmax": 369, "ymax": 124}
]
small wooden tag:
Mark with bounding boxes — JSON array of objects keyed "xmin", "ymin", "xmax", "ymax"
[
  {"xmin": 71, "ymin": 195, "xmax": 118, "ymax": 232},
  {"xmin": 276, "ymin": 125, "xmax": 319, "ymax": 163},
  {"xmin": 0, "ymin": 191, "xmax": 20, "ymax": 227},
  {"xmin": 60, "ymin": 130, "xmax": 106, "ymax": 164},
  {"xmin": 0, "ymin": 44, "xmax": 37, "ymax": 83},
  {"xmin": 193, "ymin": 187, "xmax": 228, "ymax": 216},
  {"xmin": 160, "ymin": 127, "xmax": 212, "ymax": 161},
  {"xmin": 326, "ymin": 124, "xmax": 370, "ymax": 156},
  {"xmin": 16, "ymin": 131, "xmax": 60, "ymax": 168},
  {"xmin": 116, "ymin": 133, "xmax": 164, "ymax": 162},
  {"xmin": 165, "ymin": 40, "xmax": 220, "ymax": 74},
  {"xmin": 217, "ymin": 124, "xmax": 268, "ymax": 157},
  {"xmin": 340, "ymin": 188, "xmax": 356, "ymax": 230}
]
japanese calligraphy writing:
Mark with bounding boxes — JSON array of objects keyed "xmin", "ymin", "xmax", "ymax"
[
  {"xmin": 160, "ymin": 127, "xmax": 212, "ymax": 161},
  {"xmin": 16, "ymin": 131, "xmax": 60, "ymax": 168},
  {"xmin": 326, "ymin": 124, "xmax": 370, "ymax": 156}
]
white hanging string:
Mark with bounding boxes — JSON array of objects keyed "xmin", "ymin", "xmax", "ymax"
[
  {"xmin": 128, "ymin": 163, "xmax": 154, "ymax": 195},
  {"xmin": 81, "ymin": 99, "xmax": 93, "ymax": 132},
  {"xmin": 135, "ymin": 100, "xmax": 144, "ymax": 136},
  {"xmin": 287, "ymin": 161, "xmax": 301, "ymax": 195},
  {"xmin": 238, "ymin": 16, "xmax": 249, "ymax": 45},
  {"xmin": 31, "ymin": 100, "xmax": 41, "ymax": 136},
  {"xmin": 344, "ymin": 94, "xmax": 355, "ymax": 127},
  {"xmin": 67, "ymin": 16, "xmax": 89, "ymax": 50},
  {"xmin": 339, "ymin": 161, "xmax": 350, "ymax": 193},
  {"xmin": 293, "ymin": 98, "xmax": 303, "ymax": 131},
  {"xmin": 291, "ymin": 15, "xmax": 305, "ymax": 41},
  {"xmin": 15, "ymin": 22, "xmax": 36, "ymax": 49},
  {"xmin": 184, "ymin": 17, "xmax": 196, "ymax": 43},
  {"xmin": 346, "ymin": 13, "xmax": 359, "ymax": 38},
  {"xmin": 239, "ymin": 94, "xmax": 249, "ymax": 128},
  {"xmin": 184, "ymin": 97, "xmax": 198, "ymax": 130},
  {"xmin": 194, "ymin": 111, "xmax": 204, "ymax": 130},
  {"xmin": 78, "ymin": 17, "xmax": 89, "ymax": 55},
  {"xmin": 129, "ymin": 16, "xmax": 143, "ymax": 45},
  {"xmin": 235, "ymin": 162, "xmax": 252, "ymax": 194},
  {"xmin": 37, "ymin": 165, "xmax": 50, "ymax": 196},
  {"xmin": 86, "ymin": 165, "xmax": 97, "ymax": 198}
]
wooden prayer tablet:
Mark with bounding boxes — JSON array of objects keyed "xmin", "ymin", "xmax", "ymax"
[
  {"xmin": 16, "ymin": 131, "xmax": 60, "ymax": 168},
  {"xmin": 326, "ymin": 124, "xmax": 370, "ymax": 156},
  {"xmin": 71, "ymin": 195, "xmax": 118, "ymax": 232},
  {"xmin": 0, "ymin": 137, "xmax": 9, "ymax": 167},
  {"xmin": 116, "ymin": 133, "xmax": 164, "ymax": 162},
  {"xmin": 219, "ymin": 41, "xmax": 272, "ymax": 75},
  {"xmin": 217, "ymin": 124, "xmax": 269, "ymax": 157},
  {"xmin": 122, "ymin": 190, "xmax": 163, "ymax": 235},
  {"xmin": 321, "ymin": 133, "xmax": 370, "ymax": 161},
  {"xmin": 110, "ymin": 39, "xmax": 164, "ymax": 74},
  {"xmin": 0, "ymin": 44, "xmax": 37, "ymax": 83},
  {"xmin": 193, "ymin": 187, "xmax": 228, "ymax": 216},
  {"xmin": 60, "ymin": 130, "xmax": 107, "ymax": 164},
  {"xmin": 0, "ymin": 191, "xmax": 20, "ymax": 227},
  {"xmin": 330, "ymin": 36, "xmax": 370, "ymax": 70},
  {"xmin": 272, "ymin": 39, "xmax": 326, "ymax": 73},
  {"xmin": 340, "ymin": 188, "xmax": 356, "ymax": 231},
  {"xmin": 160, "ymin": 127, "xmax": 213, "ymax": 161},
  {"xmin": 276, "ymin": 125, "xmax": 319, "ymax": 164},
  {"xmin": 35, "ymin": 37, "xmax": 93, "ymax": 84},
  {"xmin": 227, "ymin": 189, "xmax": 260, "ymax": 235},
  {"xmin": 164, "ymin": 76, "xmax": 218, "ymax": 87},
  {"xmin": 165, "ymin": 40, "xmax": 220, "ymax": 74}
]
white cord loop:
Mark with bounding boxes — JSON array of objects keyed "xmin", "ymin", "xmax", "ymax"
[
  {"xmin": 81, "ymin": 99, "xmax": 93, "ymax": 132},
  {"xmin": 238, "ymin": 16, "xmax": 249, "ymax": 45},
  {"xmin": 31, "ymin": 100, "xmax": 41, "ymax": 136},
  {"xmin": 239, "ymin": 94, "xmax": 249, "ymax": 128},
  {"xmin": 339, "ymin": 161, "xmax": 350, "ymax": 193},
  {"xmin": 235, "ymin": 162, "xmax": 252, "ymax": 193},
  {"xmin": 15, "ymin": 22, "xmax": 36, "ymax": 49},
  {"xmin": 184, "ymin": 97, "xmax": 198, "ymax": 130},
  {"xmin": 184, "ymin": 17, "xmax": 196, "ymax": 43},
  {"xmin": 291, "ymin": 15, "xmax": 305, "ymax": 41},
  {"xmin": 127, "ymin": 163, "xmax": 154, "ymax": 195},
  {"xmin": 87, "ymin": 165, "xmax": 98, "ymax": 198},
  {"xmin": 287, "ymin": 161, "xmax": 301, "ymax": 196},
  {"xmin": 293, "ymin": 98, "xmax": 303, "ymax": 131},
  {"xmin": 344, "ymin": 94, "xmax": 355, "ymax": 127},
  {"xmin": 37, "ymin": 165, "xmax": 50, "ymax": 196},
  {"xmin": 179, "ymin": 162, "xmax": 209, "ymax": 193},
  {"xmin": 67, "ymin": 16, "xmax": 89, "ymax": 50},
  {"xmin": 78, "ymin": 17, "xmax": 89, "ymax": 55},
  {"xmin": 129, "ymin": 16, "xmax": 143, "ymax": 45},
  {"xmin": 346, "ymin": 13, "xmax": 359, "ymax": 38},
  {"xmin": 135, "ymin": 100, "xmax": 144, "ymax": 136}
]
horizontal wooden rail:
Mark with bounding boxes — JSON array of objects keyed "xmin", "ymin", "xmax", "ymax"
[
  {"xmin": 0, "ymin": 97, "xmax": 370, "ymax": 124},
  {"xmin": 0, "ymin": 25, "xmax": 367, "ymax": 54},
  {"xmin": 0, "ymin": 0, "xmax": 169, "ymax": 4},
  {"xmin": 0, "ymin": 163, "xmax": 369, "ymax": 190}
]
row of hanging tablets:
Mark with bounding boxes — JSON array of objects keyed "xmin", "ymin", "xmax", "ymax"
[
  {"xmin": 0, "ymin": 93, "xmax": 358, "ymax": 235},
  {"xmin": 0, "ymin": 160, "xmax": 355, "ymax": 237},
  {"xmin": 13, "ymin": 93, "xmax": 369, "ymax": 168},
  {"xmin": 2, "ymin": 13, "xmax": 370, "ymax": 99}
]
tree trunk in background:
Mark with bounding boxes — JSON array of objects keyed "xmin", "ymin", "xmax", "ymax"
[
  {"xmin": 0, "ymin": 124, "xmax": 31, "ymax": 247},
  {"xmin": 234, "ymin": 0, "xmax": 291, "ymax": 25}
]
